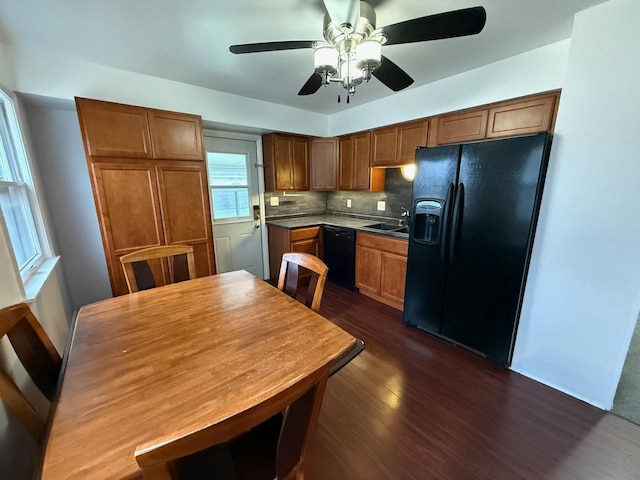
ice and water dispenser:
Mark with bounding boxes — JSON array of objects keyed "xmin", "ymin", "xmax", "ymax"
[{"xmin": 413, "ymin": 200, "xmax": 443, "ymax": 244}]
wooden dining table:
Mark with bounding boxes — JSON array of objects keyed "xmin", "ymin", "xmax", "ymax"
[{"xmin": 39, "ymin": 270, "xmax": 355, "ymax": 479}]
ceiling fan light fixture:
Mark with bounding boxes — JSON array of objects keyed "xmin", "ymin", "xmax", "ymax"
[
  {"xmin": 314, "ymin": 46, "xmax": 339, "ymax": 75},
  {"xmin": 340, "ymin": 57, "xmax": 364, "ymax": 88},
  {"xmin": 355, "ymin": 40, "xmax": 382, "ymax": 70}
]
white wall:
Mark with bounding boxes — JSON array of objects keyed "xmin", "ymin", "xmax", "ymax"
[
  {"xmin": 511, "ymin": 0, "xmax": 640, "ymax": 409},
  {"xmin": 24, "ymin": 100, "xmax": 112, "ymax": 309},
  {"xmin": 0, "ymin": 43, "xmax": 328, "ymax": 137},
  {"xmin": 0, "ymin": 47, "xmax": 14, "ymax": 90},
  {"xmin": 328, "ymin": 40, "xmax": 571, "ymax": 136}
]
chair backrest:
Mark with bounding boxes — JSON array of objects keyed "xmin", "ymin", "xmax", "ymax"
[
  {"xmin": 120, "ymin": 245, "xmax": 196, "ymax": 293},
  {"xmin": 0, "ymin": 303, "xmax": 62, "ymax": 444},
  {"xmin": 134, "ymin": 366, "xmax": 330, "ymax": 480},
  {"xmin": 277, "ymin": 253, "xmax": 328, "ymax": 312}
]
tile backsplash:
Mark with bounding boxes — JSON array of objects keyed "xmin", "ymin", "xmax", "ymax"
[
  {"xmin": 264, "ymin": 191, "xmax": 327, "ymax": 217},
  {"xmin": 264, "ymin": 168, "xmax": 413, "ymax": 220},
  {"xmin": 326, "ymin": 168, "xmax": 413, "ymax": 220}
]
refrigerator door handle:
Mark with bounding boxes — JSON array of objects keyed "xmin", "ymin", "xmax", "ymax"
[
  {"xmin": 449, "ymin": 182, "xmax": 465, "ymax": 265},
  {"xmin": 440, "ymin": 183, "xmax": 455, "ymax": 262}
]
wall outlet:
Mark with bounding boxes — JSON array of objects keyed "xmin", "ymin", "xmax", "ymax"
[
  {"xmin": 377, "ymin": 200, "xmax": 386, "ymax": 211},
  {"xmin": 270, "ymin": 196, "xmax": 279, "ymax": 206},
  {"xmin": 346, "ymin": 198, "xmax": 352, "ymax": 208}
]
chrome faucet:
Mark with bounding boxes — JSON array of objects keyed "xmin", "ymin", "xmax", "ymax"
[{"xmin": 399, "ymin": 206, "xmax": 410, "ymax": 226}]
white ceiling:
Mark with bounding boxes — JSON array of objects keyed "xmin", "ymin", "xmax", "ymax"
[{"xmin": 0, "ymin": 0, "xmax": 607, "ymax": 115}]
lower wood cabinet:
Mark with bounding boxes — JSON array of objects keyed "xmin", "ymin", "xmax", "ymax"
[
  {"xmin": 355, "ymin": 232, "xmax": 408, "ymax": 310},
  {"xmin": 267, "ymin": 225, "xmax": 322, "ymax": 282}
]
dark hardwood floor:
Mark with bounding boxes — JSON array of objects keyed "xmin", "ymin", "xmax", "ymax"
[{"xmin": 311, "ymin": 283, "xmax": 640, "ymax": 480}]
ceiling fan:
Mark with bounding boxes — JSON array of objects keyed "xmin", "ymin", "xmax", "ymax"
[{"xmin": 229, "ymin": 0, "xmax": 487, "ymax": 102}]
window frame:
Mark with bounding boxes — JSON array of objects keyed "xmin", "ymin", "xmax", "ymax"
[
  {"xmin": 206, "ymin": 151, "xmax": 252, "ymax": 222},
  {"xmin": 0, "ymin": 86, "xmax": 51, "ymax": 285}
]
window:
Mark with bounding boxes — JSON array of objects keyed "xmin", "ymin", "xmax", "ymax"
[
  {"xmin": 0, "ymin": 89, "xmax": 45, "ymax": 280},
  {"xmin": 206, "ymin": 152, "xmax": 250, "ymax": 220}
]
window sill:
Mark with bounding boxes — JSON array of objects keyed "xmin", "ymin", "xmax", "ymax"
[{"xmin": 23, "ymin": 256, "xmax": 60, "ymax": 302}]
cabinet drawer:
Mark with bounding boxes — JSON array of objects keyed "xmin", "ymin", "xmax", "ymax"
[
  {"xmin": 356, "ymin": 232, "xmax": 408, "ymax": 256},
  {"xmin": 290, "ymin": 226, "xmax": 321, "ymax": 242}
]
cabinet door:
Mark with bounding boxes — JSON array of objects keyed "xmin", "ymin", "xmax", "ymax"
[
  {"xmin": 310, "ymin": 137, "xmax": 338, "ymax": 190},
  {"xmin": 91, "ymin": 162, "xmax": 165, "ymax": 296},
  {"xmin": 148, "ymin": 110, "xmax": 204, "ymax": 160},
  {"xmin": 353, "ymin": 131, "xmax": 375, "ymax": 190},
  {"xmin": 356, "ymin": 245, "xmax": 382, "ymax": 295},
  {"xmin": 76, "ymin": 98, "xmax": 152, "ymax": 158},
  {"xmin": 292, "ymin": 136, "xmax": 310, "ymax": 190},
  {"xmin": 380, "ymin": 252, "xmax": 408, "ymax": 306},
  {"xmin": 486, "ymin": 94, "xmax": 558, "ymax": 139},
  {"xmin": 338, "ymin": 135, "xmax": 355, "ymax": 190},
  {"xmin": 273, "ymin": 135, "xmax": 293, "ymax": 190},
  {"xmin": 396, "ymin": 120, "xmax": 428, "ymax": 164},
  {"xmin": 155, "ymin": 163, "xmax": 216, "ymax": 278},
  {"xmin": 436, "ymin": 109, "xmax": 488, "ymax": 145},
  {"xmin": 371, "ymin": 126, "xmax": 398, "ymax": 166}
]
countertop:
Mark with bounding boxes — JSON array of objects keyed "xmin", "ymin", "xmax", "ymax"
[{"xmin": 266, "ymin": 214, "xmax": 409, "ymax": 240}]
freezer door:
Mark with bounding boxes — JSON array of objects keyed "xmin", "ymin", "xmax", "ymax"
[
  {"xmin": 403, "ymin": 145, "xmax": 460, "ymax": 333},
  {"xmin": 441, "ymin": 133, "xmax": 551, "ymax": 366}
]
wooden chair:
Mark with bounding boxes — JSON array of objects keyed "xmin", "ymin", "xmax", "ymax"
[
  {"xmin": 0, "ymin": 303, "xmax": 62, "ymax": 444},
  {"xmin": 135, "ymin": 365, "xmax": 330, "ymax": 480},
  {"xmin": 277, "ymin": 253, "xmax": 328, "ymax": 313},
  {"xmin": 120, "ymin": 245, "xmax": 196, "ymax": 293}
]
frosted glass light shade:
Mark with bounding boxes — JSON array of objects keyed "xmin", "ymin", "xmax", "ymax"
[
  {"xmin": 340, "ymin": 59, "xmax": 364, "ymax": 79},
  {"xmin": 314, "ymin": 47, "xmax": 338, "ymax": 71},
  {"xmin": 356, "ymin": 40, "xmax": 382, "ymax": 68},
  {"xmin": 401, "ymin": 164, "xmax": 416, "ymax": 181}
]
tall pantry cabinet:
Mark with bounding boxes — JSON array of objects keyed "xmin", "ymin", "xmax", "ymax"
[{"xmin": 75, "ymin": 97, "xmax": 216, "ymax": 296}]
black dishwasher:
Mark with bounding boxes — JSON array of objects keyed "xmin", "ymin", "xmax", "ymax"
[{"xmin": 323, "ymin": 226, "xmax": 356, "ymax": 290}]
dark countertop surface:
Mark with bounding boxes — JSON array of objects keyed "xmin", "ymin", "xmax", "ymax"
[{"xmin": 266, "ymin": 214, "xmax": 409, "ymax": 240}]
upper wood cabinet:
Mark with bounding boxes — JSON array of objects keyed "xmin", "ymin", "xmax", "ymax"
[
  {"xmin": 430, "ymin": 91, "xmax": 560, "ymax": 146},
  {"xmin": 396, "ymin": 120, "xmax": 429, "ymax": 164},
  {"xmin": 339, "ymin": 132, "xmax": 384, "ymax": 191},
  {"xmin": 148, "ymin": 110, "xmax": 204, "ymax": 160},
  {"xmin": 76, "ymin": 97, "xmax": 205, "ymax": 161},
  {"xmin": 370, "ymin": 126, "xmax": 398, "ymax": 166},
  {"xmin": 76, "ymin": 98, "xmax": 153, "ymax": 158},
  {"xmin": 263, "ymin": 133, "xmax": 310, "ymax": 191},
  {"xmin": 310, "ymin": 137, "xmax": 337, "ymax": 190},
  {"xmin": 486, "ymin": 94, "xmax": 558, "ymax": 139},
  {"xmin": 370, "ymin": 120, "xmax": 428, "ymax": 166},
  {"xmin": 433, "ymin": 109, "xmax": 489, "ymax": 145}
]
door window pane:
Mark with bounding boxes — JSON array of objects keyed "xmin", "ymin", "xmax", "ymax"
[
  {"xmin": 207, "ymin": 152, "xmax": 251, "ymax": 220},
  {"xmin": 211, "ymin": 188, "xmax": 250, "ymax": 220},
  {"xmin": 207, "ymin": 153, "xmax": 248, "ymax": 186}
]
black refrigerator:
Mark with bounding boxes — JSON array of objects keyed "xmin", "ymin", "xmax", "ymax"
[{"xmin": 403, "ymin": 132, "xmax": 552, "ymax": 367}]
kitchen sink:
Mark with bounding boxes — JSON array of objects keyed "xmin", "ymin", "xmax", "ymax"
[{"xmin": 365, "ymin": 223, "xmax": 409, "ymax": 234}]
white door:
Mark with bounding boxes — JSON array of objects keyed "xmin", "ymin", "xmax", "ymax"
[{"xmin": 204, "ymin": 135, "xmax": 265, "ymax": 278}]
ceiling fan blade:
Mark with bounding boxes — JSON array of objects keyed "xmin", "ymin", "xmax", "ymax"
[
  {"xmin": 379, "ymin": 6, "xmax": 486, "ymax": 46},
  {"xmin": 229, "ymin": 41, "xmax": 317, "ymax": 54},
  {"xmin": 298, "ymin": 73, "xmax": 323, "ymax": 96},
  {"xmin": 322, "ymin": 0, "xmax": 360, "ymax": 28},
  {"xmin": 372, "ymin": 56, "xmax": 414, "ymax": 92}
]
